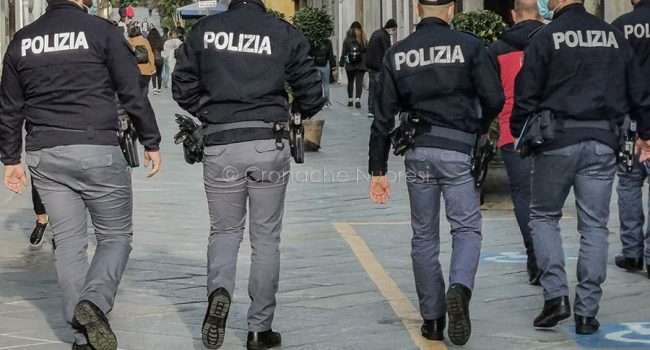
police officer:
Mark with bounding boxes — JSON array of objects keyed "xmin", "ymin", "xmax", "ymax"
[
  {"xmin": 171, "ymin": 0, "xmax": 323, "ymax": 349},
  {"xmin": 511, "ymin": 0, "xmax": 650, "ymax": 335},
  {"xmin": 368, "ymin": 0, "xmax": 504, "ymax": 346},
  {"xmin": 611, "ymin": 0, "xmax": 650, "ymax": 279},
  {"xmin": 0, "ymin": 0, "xmax": 162, "ymax": 349}
]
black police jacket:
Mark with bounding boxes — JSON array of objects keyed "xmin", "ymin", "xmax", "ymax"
[
  {"xmin": 512, "ymin": 4, "xmax": 650, "ymax": 151},
  {"xmin": 0, "ymin": 1, "xmax": 161, "ymax": 166},
  {"xmin": 366, "ymin": 28, "xmax": 392, "ymax": 72},
  {"xmin": 368, "ymin": 17, "xmax": 505, "ymax": 176},
  {"xmin": 172, "ymin": 0, "xmax": 324, "ymax": 129},
  {"xmin": 612, "ymin": 0, "xmax": 650, "ymax": 102}
]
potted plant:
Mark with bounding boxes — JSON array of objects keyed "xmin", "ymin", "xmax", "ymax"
[
  {"xmin": 291, "ymin": 7, "xmax": 334, "ymax": 151},
  {"xmin": 452, "ymin": 10, "xmax": 511, "ymax": 207}
]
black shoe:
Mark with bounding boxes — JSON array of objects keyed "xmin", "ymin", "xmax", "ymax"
[
  {"xmin": 202, "ymin": 288, "xmax": 231, "ymax": 349},
  {"xmin": 347, "ymin": 100, "xmax": 353, "ymax": 107},
  {"xmin": 615, "ymin": 255, "xmax": 643, "ymax": 272},
  {"xmin": 355, "ymin": 102, "xmax": 361, "ymax": 109},
  {"xmin": 533, "ymin": 296, "xmax": 571, "ymax": 328},
  {"xmin": 445, "ymin": 284, "xmax": 472, "ymax": 346},
  {"xmin": 421, "ymin": 316, "xmax": 445, "ymax": 341},
  {"xmin": 29, "ymin": 221, "xmax": 47, "ymax": 248},
  {"xmin": 575, "ymin": 315, "xmax": 600, "ymax": 335},
  {"xmin": 73, "ymin": 300, "xmax": 117, "ymax": 350},
  {"xmin": 247, "ymin": 330, "xmax": 282, "ymax": 350},
  {"xmin": 72, "ymin": 344, "xmax": 92, "ymax": 350}
]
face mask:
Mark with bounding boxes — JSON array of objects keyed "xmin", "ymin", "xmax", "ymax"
[
  {"xmin": 538, "ymin": 0, "xmax": 554, "ymax": 20},
  {"xmin": 389, "ymin": 30, "xmax": 396, "ymax": 36}
]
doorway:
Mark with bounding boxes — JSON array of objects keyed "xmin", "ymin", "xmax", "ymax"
[{"xmin": 484, "ymin": 0, "xmax": 515, "ymax": 26}]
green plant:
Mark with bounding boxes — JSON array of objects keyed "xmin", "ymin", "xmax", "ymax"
[
  {"xmin": 267, "ymin": 9, "xmax": 285, "ymax": 19},
  {"xmin": 292, "ymin": 7, "xmax": 334, "ymax": 48},
  {"xmin": 451, "ymin": 10, "xmax": 508, "ymax": 45}
]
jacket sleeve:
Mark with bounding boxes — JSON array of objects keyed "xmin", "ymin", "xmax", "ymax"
[
  {"xmin": 288, "ymin": 31, "xmax": 325, "ymax": 119},
  {"xmin": 328, "ymin": 40, "xmax": 336, "ymax": 68},
  {"xmin": 486, "ymin": 42, "xmax": 502, "ymax": 79},
  {"xmin": 0, "ymin": 46, "xmax": 25, "ymax": 165},
  {"xmin": 172, "ymin": 32, "xmax": 203, "ymax": 115},
  {"xmin": 106, "ymin": 26, "xmax": 161, "ymax": 151},
  {"xmin": 511, "ymin": 35, "xmax": 550, "ymax": 138},
  {"xmin": 624, "ymin": 42, "xmax": 650, "ymax": 139},
  {"xmin": 471, "ymin": 42, "xmax": 505, "ymax": 133},
  {"xmin": 339, "ymin": 41, "xmax": 348, "ymax": 67},
  {"xmin": 369, "ymin": 55, "xmax": 401, "ymax": 176},
  {"xmin": 365, "ymin": 32, "xmax": 380, "ymax": 71}
]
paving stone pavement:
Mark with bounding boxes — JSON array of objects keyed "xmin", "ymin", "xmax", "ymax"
[{"xmin": 1, "ymin": 84, "xmax": 649, "ymax": 350}]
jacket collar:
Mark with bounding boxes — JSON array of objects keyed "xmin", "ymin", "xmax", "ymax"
[
  {"xmin": 553, "ymin": 3, "xmax": 585, "ymax": 20},
  {"xmin": 229, "ymin": 0, "xmax": 265, "ymax": 11},
  {"xmin": 635, "ymin": 0, "xmax": 650, "ymax": 9},
  {"xmin": 416, "ymin": 17, "xmax": 450, "ymax": 31},
  {"xmin": 46, "ymin": 0, "xmax": 86, "ymax": 12}
]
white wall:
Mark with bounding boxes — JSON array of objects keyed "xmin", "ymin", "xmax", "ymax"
[{"xmin": 605, "ymin": 0, "xmax": 633, "ymax": 23}]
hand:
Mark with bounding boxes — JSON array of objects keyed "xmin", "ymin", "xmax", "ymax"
[
  {"xmin": 636, "ymin": 139, "xmax": 650, "ymax": 163},
  {"xmin": 3, "ymin": 164, "xmax": 28, "ymax": 194},
  {"xmin": 369, "ymin": 176, "xmax": 392, "ymax": 204},
  {"xmin": 144, "ymin": 151, "xmax": 161, "ymax": 178}
]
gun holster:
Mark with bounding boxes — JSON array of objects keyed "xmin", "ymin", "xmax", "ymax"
[
  {"xmin": 118, "ymin": 115, "xmax": 139, "ymax": 168},
  {"xmin": 289, "ymin": 113, "xmax": 305, "ymax": 164},
  {"xmin": 174, "ymin": 114, "xmax": 204, "ymax": 164},
  {"xmin": 618, "ymin": 114, "xmax": 636, "ymax": 173},
  {"xmin": 471, "ymin": 134, "xmax": 496, "ymax": 188},
  {"xmin": 518, "ymin": 110, "xmax": 556, "ymax": 158},
  {"xmin": 390, "ymin": 112, "xmax": 420, "ymax": 156}
]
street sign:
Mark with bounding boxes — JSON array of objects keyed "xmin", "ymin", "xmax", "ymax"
[{"xmin": 198, "ymin": 0, "xmax": 217, "ymax": 8}]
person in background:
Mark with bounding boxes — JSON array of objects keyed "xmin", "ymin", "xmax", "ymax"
[
  {"xmin": 146, "ymin": 0, "xmax": 155, "ymax": 16},
  {"xmin": 126, "ymin": 2, "xmax": 134, "ymax": 20},
  {"xmin": 537, "ymin": 0, "xmax": 555, "ymax": 21},
  {"xmin": 175, "ymin": 26, "xmax": 186, "ymax": 42},
  {"xmin": 162, "ymin": 27, "xmax": 169, "ymax": 41},
  {"xmin": 29, "ymin": 179, "xmax": 48, "ymax": 249},
  {"xmin": 118, "ymin": 1, "xmax": 126, "ymax": 21},
  {"xmin": 129, "ymin": 26, "xmax": 156, "ymax": 96},
  {"xmin": 340, "ymin": 21, "xmax": 368, "ymax": 109},
  {"xmin": 162, "ymin": 29, "xmax": 182, "ymax": 88},
  {"xmin": 147, "ymin": 28, "xmax": 165, "ymax": 94},
  {"xmin": 309, "ymin": 38, "xmax": 336, "ymax": 107},
  {"xmin": 365, "ymin": 19, "xmax": 397, "ymax": 118},
  {"xmin": 142, "ymin": 19, "xmax": 150, "ymax": 37},
  {"xmin": 487, "ymin": 0, "xmax": 543, "ymax": 285}
]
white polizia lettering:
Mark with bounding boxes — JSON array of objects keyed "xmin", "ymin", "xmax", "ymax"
[
  {"xmin": 203, "ymin": 31, "xmax": 272, "ymax": 55},
  {"xmin": 623, "ymin": 23, "xmax": 650, "ymax": 40},
  {"xmin": 552, "ymin": 30, "xmax": 619, "ymax": 50},
  {"xmin": 394, "ymin": 45, "xmax": 465, "ymax": 71},
  {"xmin": 21, "ymin": 32, "xmax": 89, "ymax": 57}
]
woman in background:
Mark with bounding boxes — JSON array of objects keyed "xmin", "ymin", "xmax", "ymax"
[
  {"xmin": 147, "ymin": 28, "xmax": 165, "ymax": 94},
  {"xmin": 339, "ymin": 21, "xmax": 368, "ymax": 109}
]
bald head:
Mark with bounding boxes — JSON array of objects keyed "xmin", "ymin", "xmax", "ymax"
[
  {"xmin": 512, "ymin": 0, "xmax": 540, "ymax": 23},
  {"xmin": 417, "ymin": 2, "xmax": 455, "ymax": 23}
]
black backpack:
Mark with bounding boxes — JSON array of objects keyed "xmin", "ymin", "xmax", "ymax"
[
  {"xmin": 135, "ymin": 45, "xmax": 149, "ymax": 64},
  {"xmin": 347, "ymin": 41, "xmax": 363, "ymax": 64}
]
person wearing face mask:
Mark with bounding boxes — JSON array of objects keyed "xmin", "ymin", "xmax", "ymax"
[
  {"xmin": 0, "ymin": 0, "xmax": 163, "ymax": 349},
  {"xmin": 512, "ymin": 0, "xmax": 650, "ymax": 336},
  {"xmin": 369, "ymin": 0, "xmax": 504, "ymax": 345},
  {"xmin": 611, "ymin": 0, "xmax": 650, "ymax": 280},
  {"xmin": 365, "ymin": 19, "xmax": 398, "ymax": 118},
  {"xmin": 538, "ymin": 0, "xmax": 556, "ymax": 20}
]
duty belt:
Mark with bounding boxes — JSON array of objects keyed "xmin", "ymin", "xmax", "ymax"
[
  {"xmin": 413, "ymin": 124, "xmax": 477, "ymax": 154},
  {"xmin": 203, "ymin": 120, "xmax": 289, "ymax": 146},
  {"xmin": 559, "ymin": 119, "xmax": 614, "ymax": 132}
]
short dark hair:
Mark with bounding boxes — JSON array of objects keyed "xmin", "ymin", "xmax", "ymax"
[{"xmin": 384, "ymin": 19, "xmax": 397, "ymax": 29}]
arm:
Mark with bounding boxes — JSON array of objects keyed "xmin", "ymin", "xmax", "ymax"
[
  {"xmin": 511, "ymin": 36, "xmax": 549, "ymax": 137},
  {"xmin": 471, "ymin": 43, "xmax": 505, "ymax": 133},
  {"xmin": 287, "ymin": 31, "xmax": 325, "ymax": 119},
  {"xmin": 486, "ymin": 42, "xmax": 502, "ymax": 79},
  {"xmin": 171, "ymin": 34, "xmax": 203, "ymax": 115},
  {"xmin": 368, "ymin": 56, "xmax": 401, "ymax": 176},
  {"xmin": 146, "ymin": 40, "xmax": 155, "ymax": 71},
  {"xmin": 328, "ymin": 40, "xmax": 336, "ymax": 68},
  {"xmin": 0, "ymin": 47, "xmax": 26, "ymax": 166},
  {"xmin": 339, "ymin": 41, "xmax": 348, "ymax": 67},
  {"xmin": 625, "ymin": 44, "xmax": 650, "ymax": 139},
  {"xmin": 106, "ymin": 26, "xmax": 161, "ymax": 151}
]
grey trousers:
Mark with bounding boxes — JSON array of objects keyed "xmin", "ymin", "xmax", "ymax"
[
  {"xmin": 203, "ymin": 139, "xmax": 290, "ymax": 332},
  {"xmin": 616, "ymin": 159, "xmax": 650, "ymax": 261},
  {"xmin": 27, "ymin": 145, "xmax": 133, "ymax": 345},
  {"xmin": 530, "ymin": 141, "xmax": 616, "ymax": 317},
  {"xmin": 405, "ymin": 147, "xmax": 482, "ymax": 321}
]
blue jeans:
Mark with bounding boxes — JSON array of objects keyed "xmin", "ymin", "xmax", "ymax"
[
  {"xmin": 316, "ymin": 64, "xmax": 330, "ymax": 103},
  {"xmin": 501, "ymin": 146, "xmax": 534, "ymax": 254}
]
